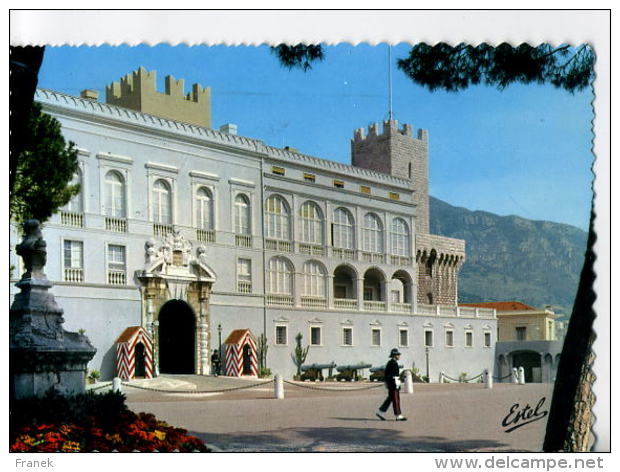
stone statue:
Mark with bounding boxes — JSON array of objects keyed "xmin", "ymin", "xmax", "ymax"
[{"xmin": 15, "ymin": 219, "xmax": 47, "ymax": 276}]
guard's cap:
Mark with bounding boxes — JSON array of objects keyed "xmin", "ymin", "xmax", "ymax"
[{"xmin": 390, "ymin": 348, "xmax": 401, "ymax": 357}]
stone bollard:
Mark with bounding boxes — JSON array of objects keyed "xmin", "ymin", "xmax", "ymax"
[
  {"xmin": 403, "ymin": 370, "xmax": 414, "ymax": 394},
  {"xmin": 439, "ymin": 371, "xmax": 444, "ymax": 383},
  {"xmin": 274, "ymin": 374, "xmax": 284, "ymax": 399},
  {"xmin": 112, "ymin": 377, "xmax": 122, "ymax": 393},
  {"xmin": 484, "ymin": 369, "xmax": 493, "ymax": 389},
  {"xmin": 518, "ymin": 366, "xmax": 525, "ymax": 385},
  {"xmin": 512, "ymin": 367, "xmax": 519, "ymax": 384}
]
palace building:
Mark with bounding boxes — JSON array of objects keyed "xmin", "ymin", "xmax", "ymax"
[{"xmin": 10, "ymin": 68, "xmax": 497, "ymax": 381}]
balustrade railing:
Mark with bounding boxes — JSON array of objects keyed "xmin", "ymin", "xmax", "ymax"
[
  {"xmin": 60, "ymin": 211, "xmax": 83, "ymax": 228},
  {"xmin": 64, "ymin": 267, "xmax": 84, "ymax": 283},
  {"xmin": 237, "ymin": 280, "xmax": 252, "ymax": 294},
  {"xmin": 197, "ymin": 229, "xmax": 215, "ymax": 243},
  {"xmin": 265, "ymin": 294, "xmax": 294, "ymax": 307},
  {"xmin": 361, "ymin": 252, "xmax": 385, "ymax": 264},
  {"xmin": 390, "ymin": 255, "xmax": 412, "ymax": 266},
  {"xmin": 332, "ymin": 248, "xmax": 356, "ymax": 260},
  {"xmin": 334, "ymin": 298, "xmax": 358, "ymax": 310},
  {"xmin": 235, "ymin": 234, "xmax": 252, "ymax": 248},
  {"xmin": 364, "ymin": 300, "xmax": 386, "ymax": 312},
  {"xmin": 265, "ymin": 239, "xmax": 292, "ymax": 252},
  {"xmin": 298, "ymin": 243, "xmax": 325, "ymax": 256},
  {"xmin": 153, "ymin": 224, "xmax": 174, "ymax": 237},
  {"xmin": 107, "ymin": 270, "xmax": 126, "ymax": 285},
  {"xmin": 105, "ymin": 217, "xmax": 127, "ymax": 233},
  {"xmin": 300, "ymin": 296, "xmax": 327, "ymax": 308},
  {"xmin": 391, "ymin": 302, "xmax": 412, "ymax": 313},
  {"xmin": 417, "ymin": 303, "xmax": 437, "ymax": 316}
]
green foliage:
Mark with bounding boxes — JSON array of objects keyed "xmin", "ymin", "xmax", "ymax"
[
  {"xmin": 10, "ymin": 389, "xmax": 129, "ymax": 436},
  {"xmin": 87, "ymin": 370, "xmax": 101, "ymax": 383},
  {"xmin": 397, "ymin": 43, "xmax": 594, "ymax": 93},
  {"xmin": 290, "ymin": 332, "xmax": 309, "ymax": 376},
  {"xmin": 273, "ymin": 43, "xmax": 593, "ymax": 93},
  {"xmin": 271, "ymin": 44, "xmax": 324, "ymax": 71},
  {"xmin": 258, "ymin": 367, "xmax": 272, "ymax": 378},
  {"xmin": 459, "ymin": 372, "xmax": 468, "ymax": 383},
  {"xmin": 257, "ymin": 333, "xmax": 268, "ymax": 371},
  {"xmin": 10, "ymin": 102, "xmax": 80, "ymax": 225}
]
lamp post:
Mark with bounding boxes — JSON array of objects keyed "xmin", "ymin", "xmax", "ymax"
[
  {"xmin": 425, "ymin": 347, "xmax": 430, "ymax": 382},
  {"xmin": 217, "ymin": 323, "xmax": 222, "ymax": 375}
]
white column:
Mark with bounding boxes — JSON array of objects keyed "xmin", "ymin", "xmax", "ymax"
[{"xmin": 274, "ymin": 373, "xmax": 284, "ymax": 399}]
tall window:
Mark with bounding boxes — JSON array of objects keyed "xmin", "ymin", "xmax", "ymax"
[
  {"xmin": 445, "ymin": 330, "xmax": 454, "ymax": 347},
  {"xmin": 104, "ymin": 171, "xmax": 125, "ymax": 218},
  {"xmin": 391, "ymin": 218, "xmax": 410, "ymax": 256},
  {"xmin": 234, "ymin": 194, "xmax": 251, "ymax": 235},
  {"xmin": 64, "ymin": 168, "xmax": 83, "ymax": 213},
  {"xmin": 424, "ymin": 330, "xmax": 434, "ymax": 347},
  {"xmin": 310, "ymin": 326, "xmax": 322, "ymax": 346},
  {"xmin": 371, "ymin": 328, "xmax": 381, "ymax": 347},
  {"xmin": 484, "ymin": 332, "xmax": 492, "ymax": 347},
  {"xmin": 265, "ymin": 195, "xmax": 290, "ymax": 240},
  {"xmin": 64, "ymin": 240, "xmax": 83, "ymax": 270},
  {"xmin": 152, "ymin": 179, "xmax": 172, "ymax": 224},
  {"xmin": 107, "ymin": 244, "xmax": 126, "ymax": 285},
  {"xmin": 63, "ymin": 240, "xmax": 83, "ymax": 282},
  {"xmin": 332, "ymin": 207, "xmax": 354, "ymax": 249},
  {"xmin": 267, "ymin": 257, "xmax": 293, "ymax": 295},
  {"xmin": 300, "ymin": 201, "xmax": 324, "ymax": 244},
  {"xmin": 399, "ymin": 328, "xmax": 409, "ymax": 347},
  {"xmin": 516, "ymin": 326, "xmax": 527, "ymax": 341},
  {"xmin": 195, "ymin": 187, "xmax": 213, "ymax": 230},
  {"xmin": 342, "ymin": 327, "xmax": 353, "ymax": 346},
  {"xmin": 302, "ymin": 261, "xmax": 327, "ymax": 297},
  {"xmin": 275, "ymin": 325, "xmax": 288, "ymax": 345},
  {"xmin": 465, "ymin": 331, "xmax": 474, "ymax": 347},
  {"xmin": 237, "ymin": 258, "xmax": 252, "ymax": 293},
  {"xmin": 363, "ymin": 213, "xmax": 383, "ymax": 253}
]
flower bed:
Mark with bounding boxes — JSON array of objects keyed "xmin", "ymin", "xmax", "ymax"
[{"xmin": 10, "ymin": 390, "xmax": 208, "ymax": 452}]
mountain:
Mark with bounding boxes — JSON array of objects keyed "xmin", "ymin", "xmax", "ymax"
[{"xmin": 429, "ymin": 196, "xmax": 588, "ymax": 317}]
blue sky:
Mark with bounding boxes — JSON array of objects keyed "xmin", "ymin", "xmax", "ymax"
[{"xmin": 38, "ymin": 44, "xmax": 593, "ymax": 230}]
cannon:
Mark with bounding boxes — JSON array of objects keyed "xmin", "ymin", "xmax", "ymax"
[
  {"xmin": 300, "ymin": 362, "xmax": 337, "ymax": 381},
  {"xmin": 335, "ymin": 363, "xmax": 372, "ymax": 381},
  {"xmin": 369, "ymin": 364, "xmax": 404, "ymax": 382}
]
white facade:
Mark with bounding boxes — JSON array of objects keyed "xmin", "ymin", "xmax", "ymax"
[{"xmin": 9, "ymin": 88, "xmax": 497, "ymax": 380}]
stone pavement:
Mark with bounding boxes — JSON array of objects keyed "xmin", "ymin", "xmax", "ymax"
[{"xmin": 121, "ymin": 375, "xmax": 554, "ymax": 452}]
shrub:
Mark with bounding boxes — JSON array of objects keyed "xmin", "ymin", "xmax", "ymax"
[{"xmin": 10, "ymin": 390, "xmax": 208, "ymax": 452}]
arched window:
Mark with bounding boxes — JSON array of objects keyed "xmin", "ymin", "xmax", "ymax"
[
  {"xmin": 265, "ymin": 195, "xmax": 290, "ymax": 240},
  {"xmin": 195, "ymin": 187, "xmax": 213, "ymax": 230},
  {"xmin": 64, "ymin": 168, "xmax": 83, "ymax": 213},
  {"xmin": 300, "ymin": 201, "xmax": 324, "ymax": 244},
  {"xmin": 332, "ymin": 207, "xmax": 354, "ymax": 249},
  {"xmin": 267, "ymin": 257, "xmax": 293, "ymax": 295},
  {"xmin": 363, "ymin": 213, "xmax": 384, "ymax": 253},
  {"xmin": 391, "ymin": 218, "xmax": 410, "ymax": 256},
  {"xmin": 303, "ymin": 260, "xmax": 327, "ymax": 297},
  {"xmin": 152, "ymin": 179, "xmax": 172, "ymax": 224},
  {"xmin": 234, "ymin": 194, "xmax": 251, "ymax": 235},
  {"xmin": 104, "ymin": 170, "xmax": 125, "ymax": 218}
]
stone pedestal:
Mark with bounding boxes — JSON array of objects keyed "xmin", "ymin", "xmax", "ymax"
[{"xmin": 10, "ymin": 220, "xmax": 96, "ymax": 399}]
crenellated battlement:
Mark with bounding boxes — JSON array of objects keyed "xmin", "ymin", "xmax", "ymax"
[
  {"xmin": 352, "ymin": 120, "xmax": 427, "ymax": 143},
  {"xmin": 105, "ymin": 67, "xmax": 211, "ymax": 128}
]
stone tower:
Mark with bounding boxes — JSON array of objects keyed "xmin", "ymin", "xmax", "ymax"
[
  {"xmin": 352, "ymin": 119, "xmax": 429, "ymax": 234},
  {"xmin": 105, "ymin": 67, "xmax": 212, "ymax": 128},
  {"xmin": 351, "ymin": 119, "xmax": 464, "ymax": 306}
]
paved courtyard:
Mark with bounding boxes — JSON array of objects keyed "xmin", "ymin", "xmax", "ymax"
[{"xmin": 120, "ymin": 375, "xmax": 553, "ymax": 452}]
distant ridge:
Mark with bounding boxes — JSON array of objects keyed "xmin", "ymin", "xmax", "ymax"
[{"xmin": 429, "ymin": 196, "xmax": 588, "ymax": 316}]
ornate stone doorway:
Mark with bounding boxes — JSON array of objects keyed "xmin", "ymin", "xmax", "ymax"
[
  {"xmin": 137, "ymin": 231, "xmax": 217, "ymax": 376},
  {"xmin": 158, "ymin": 300, "xmax": 196, "ymax": 374}
]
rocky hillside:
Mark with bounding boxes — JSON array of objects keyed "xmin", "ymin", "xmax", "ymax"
[{"xmin": 430, "ymin": 196, "xmax": 588, "ymax": 316}]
